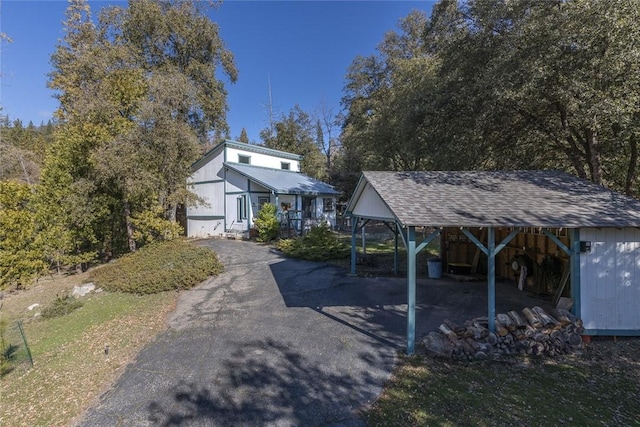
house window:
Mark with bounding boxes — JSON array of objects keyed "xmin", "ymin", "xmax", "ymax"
[
  {"xmin": 238, "ymin": 154, "xmax": 250, "ymax": 164},
  {"xmin": 258, "ymin": 197, "xmax": 270, "ymax": 209},
  {"xmin": 237, "ymin": 195, "xmax": 248, "ymax": 221},
  {"xmin": 323, "ymin": 198, "xmax": 333, "ymax": 212},
  {"xmin": 281, "ymin": 162, "xmax": 290, "ymax": 170}
]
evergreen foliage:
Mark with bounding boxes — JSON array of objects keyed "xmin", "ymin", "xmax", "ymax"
[
  {"xmin": 0, "ymin": 181, "xmax": 46, "ymax": 289},
  {"xmin": 340, "ymin": 1, "xmax": 640, "ymax": 197},
  {"xmin": 40, "ymin": 294, "xmax": 84, "ymax": 319},
  {"xmin": 87, "ymin": 239, "xmax": 223, "ymax": 294},
  {"xmin": 276, "ymin": 224, "xmax": 349, "ymax": 261},
  {"xmin": 260, "ymin": 105, "xmax": 327, "ymax": 180},
  {"xmin": 253, "ymin": 203, "xmax": 280, "ymax": 242}
]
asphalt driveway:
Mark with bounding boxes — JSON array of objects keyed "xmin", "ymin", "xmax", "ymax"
[{"xmin": 77, "ymin": 238, "xmax": 550, "ymax": 426}]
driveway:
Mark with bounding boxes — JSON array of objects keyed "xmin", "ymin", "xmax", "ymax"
[{"xmin": 78, "ymin": 239, "xmax": 550, "ymax": 426}]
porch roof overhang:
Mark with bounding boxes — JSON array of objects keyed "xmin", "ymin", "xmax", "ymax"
[
  {"xmin": 225, "ymin": 162, "xmax": 340, "ymax": 196},
  {"xmin": 346, "ymin": 170, "xmax": 640, "ymax": 355}
]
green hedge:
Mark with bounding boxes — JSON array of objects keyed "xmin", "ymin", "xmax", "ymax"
[
  {"xmin": 87, "ymin": 239, "xmax": 223, "ymax": 294},
  {"xmin": 276, "ymin": 225, "xmax": 350, "ymax": 261}
]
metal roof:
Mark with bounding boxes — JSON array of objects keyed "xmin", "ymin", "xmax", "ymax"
[
  {"xmin": 225, "ymin": 162, "xmax": 340, "ymax": 196},
  {"xmin": 347, "ymin": 170, "xmax": 640, "ymax": 228}
]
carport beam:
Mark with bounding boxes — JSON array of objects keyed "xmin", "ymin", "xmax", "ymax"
[
  {"xmin": 406, "ymin": 226, "xmax": 417, "ymax": 355},
  {"xmin": 487, "ymin": 228, "xmax": 496, "ymax": 333},
  {"xmin": 350, "ymin": 217, "xmax": 358, "ymax": 275}
]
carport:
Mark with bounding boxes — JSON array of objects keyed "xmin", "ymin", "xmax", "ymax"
[{"xmin": 346, "ymin": 170, "xmax": 640, "ymax": 354}]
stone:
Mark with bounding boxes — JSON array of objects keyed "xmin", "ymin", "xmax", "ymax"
[
  {"xmin": 72, "ymin": 282, "xmax": 96, "ymax": 297},
  {"xmin": 423, "ymin": 332, "xmax": 454, "ymax": 359},
  {"xmin": 28, "ymin": 303, "xmax": 40, "ymax": 311}
]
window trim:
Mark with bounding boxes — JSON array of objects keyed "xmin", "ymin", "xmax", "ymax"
[
  {"xmin": 238, "ymin": 154, "xmax": 251, "ymax": 164},
  {"xmin": 323, "ymin": 197, "xmax": 334, "ymax": 212},
  {"xmin": 281, "ymin": 162, "xmax": 290, "ymax": 170},
  {"xmin": 237, "ymin": 195, "xmax": 248, "ymax": 221}
]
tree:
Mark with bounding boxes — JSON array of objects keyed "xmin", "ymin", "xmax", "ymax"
[
  {"xmin": 340, "ymin": 10, "xmax": 438, "ymax": 195},
  {"xmin": 339, "ymin": 1, "xmax": 640, "ymax": 198},
  {"xmin": 0, "ymin": 181, "xmax": 46, "ymax": 289},
  {"xmin": 237, "ymin": 128, "xmax": 250, "ymax": 143},
  {"xmin": 40, "ymin": 0, "xmax": 237, "ymax": 261},
  {"xmin": 260, "ymin": 105, "xmax": 326, "ymax": 179},
  {"xmin": 427, "ymin": 0, "xmax": 640, "ymax": 193}
]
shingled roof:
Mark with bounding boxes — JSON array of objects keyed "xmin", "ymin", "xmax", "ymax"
[
  {"xmin": 347, "ymin": 170, "xmax": 640, "ymax": 228},
  {"xmin": 225, "ymin": 162, "xmax": 339, "ymax": 196}
]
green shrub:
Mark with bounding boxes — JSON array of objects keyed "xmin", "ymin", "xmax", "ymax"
[
  {"xmin": 131, "ymin": 206, "xmax": 183, "ymax": 247},
  {"xmin": 87, "ymin": 239, "xmax": 223, "ymax": 294},
  {"xmin": 40, "ymin": 294, "xmax": 84, "ymax": 319},
  {"xmin": 276, "ymin": 224, "xmax": 350, "ymax": 261},
  {"xmin": 254, "ymin": 203, "xmax": 280, "ymax": 242}
]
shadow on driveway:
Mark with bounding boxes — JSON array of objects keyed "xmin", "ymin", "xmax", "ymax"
[{"xmin": 77, "ymin": 239, "xmax": 551, "ymax": 426}]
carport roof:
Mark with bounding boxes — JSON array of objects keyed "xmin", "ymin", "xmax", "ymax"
[
  {"xmin": 346, "ymin": 170, "xmax": 640, "ymax": 228},
  {"xmin": 225, "ymin": 162, "xmax": 340, "ymax": 196}
]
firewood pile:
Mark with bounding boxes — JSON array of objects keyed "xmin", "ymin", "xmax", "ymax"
[{"xmin": 423, "ymin": 307, "xmax": 584, "ymax": 360}]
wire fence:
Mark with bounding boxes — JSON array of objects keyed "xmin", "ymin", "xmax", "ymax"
[{"xmin": 1, "ymin": 320, "xmax": 34, "ymax": 378}]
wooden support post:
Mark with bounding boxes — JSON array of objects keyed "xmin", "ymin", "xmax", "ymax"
[
  {"xmin": 350, "ymin": 217, "xmax": 358, "ymax": 275},
  {"xmin": 570, "ymin": 228, "xmax": 581, "ymax": 317},
  {"xmin": 407, "ymin": 226, "xmax": 417, "ymax": 355},
  {"xmin": 487, "ymin": 227, "xmax": 496, "ymax": 333},
  {"xmin": 394, "ymin": 223, "xmax": 399, "ymax": 275}
]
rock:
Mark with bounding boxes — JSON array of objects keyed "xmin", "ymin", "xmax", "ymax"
[
  {"xmin": 423, "ymin": 332, "xmax": 454, "ymax": 359},
  {"xmin": 72, "ymin": 283, "xmax": 96, "ymax": 297},
  {"xmin": 28, "ymin": 303, "xmax": 40, "ymax": 311}
]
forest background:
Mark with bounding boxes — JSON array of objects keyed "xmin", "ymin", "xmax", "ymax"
[{"xmin": 1, "ymin": 0, "xmax": 639, "ymax": 289}]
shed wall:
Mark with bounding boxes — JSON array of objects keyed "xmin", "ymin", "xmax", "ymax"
[{"xmin": 580, "ymin": 227, "xmax": 640, "ymax": 333}]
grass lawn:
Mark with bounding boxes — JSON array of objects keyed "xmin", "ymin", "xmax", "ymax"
[
  {"xmin": 366, "ymin": 338, "xmax": 640, "ymax": 426},
  {"xmin": 0, "ymin": 273, "xmax": 178, "ymax": 427}
]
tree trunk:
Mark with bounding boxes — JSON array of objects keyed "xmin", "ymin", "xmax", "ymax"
[
  {"xmin": 585, "ymin": 128, "xmax": 603, "ymax": 185},
  {"xmin": 124, "ymin": 201, "xmax": 136, "ymax": 252}
]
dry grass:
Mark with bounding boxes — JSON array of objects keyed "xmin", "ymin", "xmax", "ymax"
[
  {"xmin": 0, "ymin": 273, "xmax": 178, "ymax": 427},
  {"xmin": 366, "ymin": 338, "xmax": 640, "ymax": 426}
]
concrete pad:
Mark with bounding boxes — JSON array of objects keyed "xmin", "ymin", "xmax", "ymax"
[{"xmin": 77, "ymin": 239, "xmax": 551, "ymax": 426}]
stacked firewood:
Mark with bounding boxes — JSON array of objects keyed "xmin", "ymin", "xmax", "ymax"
[{"xmin": 423, "ymin": 307, "xmax": 584, "ymax": 360}]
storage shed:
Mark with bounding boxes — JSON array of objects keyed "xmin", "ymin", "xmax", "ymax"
[{"xmin": 346, "ymin": 170, "xmax": 640, "ymax": 354}]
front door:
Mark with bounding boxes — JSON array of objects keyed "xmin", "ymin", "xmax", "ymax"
[{"xmin": 302, "ymin": 197, "xmax": 314, "ymax": 219}]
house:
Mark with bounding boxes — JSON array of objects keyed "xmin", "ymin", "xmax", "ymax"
[
  {"xmin": 346, "ymin": 170, "xmax": 640, "ymax": 354},
  {"xmin": 186, "ymin": 140, "xmax": 339, "ymax": 238}
]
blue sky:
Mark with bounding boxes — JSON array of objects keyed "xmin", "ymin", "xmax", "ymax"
[{"xmin": 1, "ymin": 0, "xmax": 432, "ymax": 143}]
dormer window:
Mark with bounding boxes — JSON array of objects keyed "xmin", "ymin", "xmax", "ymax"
[
  {"xmin": 238, "ymin": 154, "xmax": 250, "ymax": 164},
  {"xmin": 281, "ymin": 162, "xmax": 290, "ymax": 170}
]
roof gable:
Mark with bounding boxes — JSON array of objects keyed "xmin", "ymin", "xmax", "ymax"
[{"xmin": 347, "ymin": 170, "xmax": 640, "ymax": 228}]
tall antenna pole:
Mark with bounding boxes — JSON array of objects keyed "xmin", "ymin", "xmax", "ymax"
[{"xmin": 267, "ymin": 73, "xmax": 274, "ymax": 138}]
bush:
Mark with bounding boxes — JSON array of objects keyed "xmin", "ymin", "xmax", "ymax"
[
  {"xmin": 276, "ymin": 224, "xmax": 350, "ymax": 261},
  {"xmin": 87, "ymin": 239, "xmax": 223, "ymax": 294},
  {"xmin": 40, "ymin": 294, "xmax": 84, "ymax": 319},
  {"xmin": 253, "ymin": 203, "xmax": 280, "ymax": 242}
]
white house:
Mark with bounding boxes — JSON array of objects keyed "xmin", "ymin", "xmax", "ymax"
[{"xmin": 186, "ymin": 140, "xmax": 339, "ymax": 238}]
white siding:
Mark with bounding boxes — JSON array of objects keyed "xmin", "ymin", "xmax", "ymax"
[
  {"xmin": 225, "ymin": 169, "xmax": 249, "ymax": 193},
  {"xmin": 352, "ymin": 182, "xmax": 395, "ymax": 221},
  {"xmin": 187, "ymin": 182, "xmax": 224, "ymax": 217},
  {"xmin": 189, "ymin": 148, "xmax": 224, "ymax": 183},
  {"xmin": 226, "ymin": 146, "xmax": 300, "ymax": 171},
  {"xmin": 187, "ymin": 219, "xmax": 223, "ymax": 238},
  {"xmin": 580, "ymin": 227, "xmax": 640, "ymax": 332}
]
